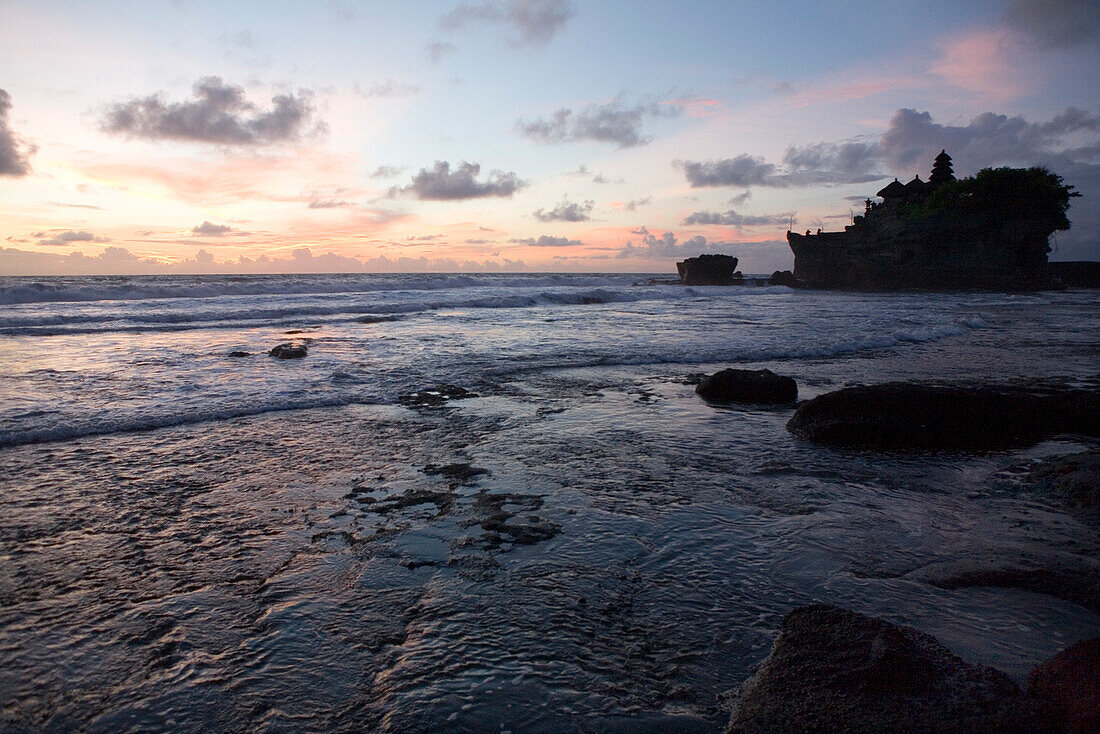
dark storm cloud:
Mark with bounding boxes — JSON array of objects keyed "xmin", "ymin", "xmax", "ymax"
[
  {"xmin": 1002, "ymin": 0, "xmax": 1100, "ymax": 49},
  {"xmin": 681, "ymin": 209, "xmax": 792, "ymax": 227},
  {"xmin": 391, "ymin": 161, "xmax": 526, "ymax": 200},
  {"xmin": 101, "ymin": 76, "xmax": 322, "ymax": 145},
  {"xmin": 509, "ymin": 235, "xmax": 582, "ymax": 247},
  {"xmin": 533, "ymin": 199, "xmax": 593, "ymax": 222},
  {"xmin": 440, "ymin": 0, "xmax": 575, "ymax": 46},
  {"xmin": 517, "ymin": 100, "xmax": 680, "ymax": 148},
  {"xmin": 0, "ymin": 89, "xmax": 36, "ymax": 177},
  {"xmin": 192, "ymin": 221, "xmax": 235, "ymax": 236},
  {"xmin": 676, "ymin": 155, "xmax": 785, "ymax": 188}
]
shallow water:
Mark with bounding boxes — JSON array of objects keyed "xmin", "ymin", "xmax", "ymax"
[{"xmin": 1, "ymin": 275, "xmax": 1098, "ymax": 732}]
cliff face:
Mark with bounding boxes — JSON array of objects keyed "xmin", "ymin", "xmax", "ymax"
[{"xmin": 789, "ymin": 216, "xmax": 1051, "ymax": 291}]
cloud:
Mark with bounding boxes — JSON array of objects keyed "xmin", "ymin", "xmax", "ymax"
[
  {"xmin": 509, "ymin": 235, "xmax": 582, "ymax": 247},
  {"xmin": 35, "ymin": 229, "xmax": 110, "ymax": 247},
  {"xmin": 728, "ymin": 191, "xmax": 752, "ymax": 206},
  {"xmin": 517, "ymin": 99, "xmax": 680, "ymax": 148},
  {"xmin": 1001, "ymin": 0, "xmax": 1100, "ymax": 49},
  {"xmin": 0, "ymin": 245, "xmax": 531, "ymax": 275},
  {"xmin": 533, "ymin": 199, "xmax": 593, "ymax": 221},
  {"xmin": 391, "ymin": 160, "xmax": 526, "ymax": 200},
  {"xmin": 191, "ymin": 221, "xmax": 235, "ymax": 236},
  {"xmin": 782, "ymin": 141, "xmax": 884, "ymax": 184},
  {"xmin": 440, "ymin": 0, "xmax": 575, "ymax": 46},
  {"xmin": 426, "ymin": 41, "xmax": 456, "ymax": 63},
  {"xmin": 879, "ymin": 106, "xmax": 1100, "ymax": 171},
  {"xmin": 370, "ymin": 165, "xmax": 406, "ymax": 179},
  {"xmin": 357, "ymin": 80, "xmax": 421, "ymax": 98},
  {"xmin": 0, "ymin": 89, "xmax": 36, "ymax": 177},
  {"xmin": 681, "ymin": 209, "xmax": 792, "ymax": 227},
  {"xmin": 308, "ymin": 198, "xmax": 354, "ymax": 209},
  {"xmin": 100, "ymin": 76, "xmax": 323, "ymax": 146},
  {"xmin": 615, "ymin": 226, "xmax": 714, "ymax": 259},
  {"xmin": 677, "ymin": 155, "xmax": 785, "ymax": 188}
]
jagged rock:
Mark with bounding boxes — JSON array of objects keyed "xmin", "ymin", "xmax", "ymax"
[
  {"xmin": 1028, "ymin": 637, "xmax": 1100, "ymax": 734},
  {"xmin": 268, "ymin": 343, "xmax": 308, "ymax": 359},
  {"xmin": 786, "ymin": 383, "xmax": 1099, "ymax": 450},
  {"xmin": 423, "ymin": 463, "xmax": 489, "ymax": 484},
  {"xmin": 768, "ymin": 270, "xmax": 804, "ymax": 288},
  {"xmin": 726, "ymin": 604, "xmax": 1045, "ymax": 734},
  {"xmin": 676, "ymin": 254, "xmax": 744, "ymax": 285},
  {"xmin": 696, "ymin": 369, "xmax": 797, "ymax": 405},
  {"xmin": 398, "ymin": 384, "xmax": 478, "ymax": 407}
]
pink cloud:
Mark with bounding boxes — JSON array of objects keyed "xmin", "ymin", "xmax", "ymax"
[{"xmin": 930, "ymin": 29, "xmax": 1027, "ymax": 103}]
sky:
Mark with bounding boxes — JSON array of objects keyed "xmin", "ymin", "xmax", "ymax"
[{"xmin": 1, "ymin": 0, "xmax": 1098, "ymax": 275}]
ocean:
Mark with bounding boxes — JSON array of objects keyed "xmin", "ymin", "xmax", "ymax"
[{"xmin": 1, "ymin": 273, "xmax": 1098, "ymax": 732}]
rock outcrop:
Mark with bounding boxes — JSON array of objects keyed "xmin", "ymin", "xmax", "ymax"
[
  {"xmin": 676, "ymin": 254, "xmax": 743, "ymax": 285},
  {"xmin": 726, "ymin": 605, "xmax": 1044, "ymax": 734},
  {"xmin": 696, "ymin": 369, "xmax": 797, "ymax": 404},
  {"xmin": 786, "ymin": 383, "xmax": 1099, "ymax": 450},
  {"xmin": 269, "ymin": 343, "xmax": 308, "ymax": 359},
  {"xmin": 767, "ymin": 270, "xmax": 804, "ymax": 288},
  {"xmin": 788, "ymin": 162, "xmax": 1077, "ymax": 291},
  {"xmin": 1028, "ymin": 637, "xmax": 1100, "ymax": 734}
]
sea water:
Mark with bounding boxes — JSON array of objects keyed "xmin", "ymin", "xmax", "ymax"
[{"xmin": 1, "ymin": 273, "xmax": 1097, "ymax": 732}]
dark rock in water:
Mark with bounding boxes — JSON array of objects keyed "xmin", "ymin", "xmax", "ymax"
[
  {"xmin": 423, "ymin": 462, "xmax": 489, "ymax": 484},
  {"xmin": 269, "ymin": 343, "xmax": 308, "ymax": 359},
  {"xmin": 768, "ymin": 270, "xmax": 804, "ymax": 288},
  {"xmin": 1047, "ymin": 261, "xmax": 1100, "ymax": 289},
  {"xmin": 228, "ymin": 351, "xmax": 251, "ymax": 358},
  {"xmin": 696, "ymin": 369, "xmax": 797, "ymax": 405},
  {"xmin": 398, "ymin": 384, "xmax": 478, "ymax": 407},
  {"xmin": 786, "ymin": 383, "xmax": 1099, "ymax": 450},
  {"xmin": 1029, "ymin": 637, "xmax": 1100, "ymax": 734},
  {"xmin": 726, "ymin": 604, "xmax": 1044, "ymax": 734},
  {"xmin": 677, "ymin": 254, "xmax": 743, "ymax": 285}
]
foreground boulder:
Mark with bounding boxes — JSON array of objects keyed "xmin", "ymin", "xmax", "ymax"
[
  {"xmin": 1029, "ymin": 637, "xmax": 1100, "ymax": 734},
  {"xmin": 726, "ymin": 605, "xmax": 1044, "ymax": 734},
  {"xmin": 696, "ymin": 369, "xmax": 797, "ymax": 404},
  {"xmin": 269, "ymin": 343, "xmax": 308, "ymax": 359},
  {"xmin": 677, "ymin": 254, "xmax": 743, "ymax": 285},
  {"xmin": 786, "ymin": 383, "xmax": 1099, "ymax": 450}
]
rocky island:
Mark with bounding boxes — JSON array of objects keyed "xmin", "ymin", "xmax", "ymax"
[{"xmin": 787, "ymin": 151, "xmax": 1081, "ymax": 291}]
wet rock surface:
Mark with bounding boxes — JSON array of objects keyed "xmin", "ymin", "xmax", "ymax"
[
  {"xmin": 726, "ymin": 604, "xmax": 1045, "ymax": 734},
  {"xmin": 268, "ymin": 342, "xmax": 308, "ymax": 359},
  {"xmin": 787, "ymin": 383, "xmax": 1100, "ymax": 450},
  {"xmin": 767, "ymin": 270, "xmax": 804, "ymax": 288},
  {"xmin": 398, "ymin": 384, "xmax": 479, "ymax": 407},
  {"xmin": 696, "ymin": 368, "xmax": 798, "ymax": 405}
]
